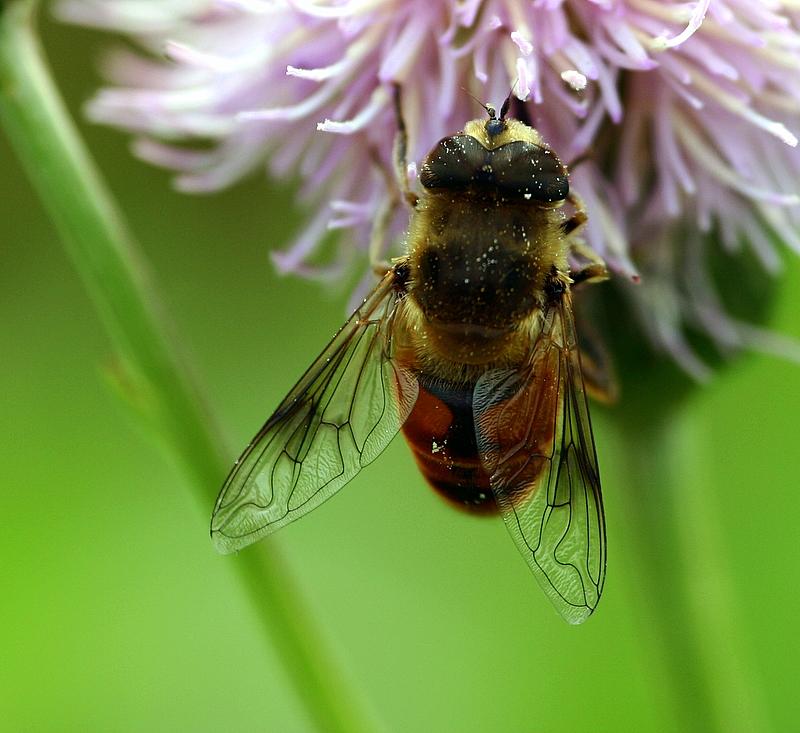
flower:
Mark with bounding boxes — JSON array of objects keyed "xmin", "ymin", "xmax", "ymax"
[{"xmin": 58, "ymin": 0, "xmax": 800, "ymax": 378}]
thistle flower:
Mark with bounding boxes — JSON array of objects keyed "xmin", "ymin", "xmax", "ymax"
[{"xmin": 58, "ymin": 0, "xmax": 800, "ymax": 378}]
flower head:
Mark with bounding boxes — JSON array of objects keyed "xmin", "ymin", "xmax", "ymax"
[{"xmin": 59, "ymin": 0, "xmax": 800, "ymax": 377}]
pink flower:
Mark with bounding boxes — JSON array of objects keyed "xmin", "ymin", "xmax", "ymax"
[{"xmin": 58, "ymin": 0, "xmax": 800, "ymax": 377}]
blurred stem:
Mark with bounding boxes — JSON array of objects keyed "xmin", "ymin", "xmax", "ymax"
[
  {"xmin": 0, "ymin": 3, "xmax": 378, "ymax": 732},
  {"xmin": 615, "ymin": 405, "xmax": 769, "ymax": 733}
]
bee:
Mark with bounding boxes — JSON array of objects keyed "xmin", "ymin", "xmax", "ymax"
[{"xmin": 212, "ymin": 90, "xmax": 610, "ymax": 624}]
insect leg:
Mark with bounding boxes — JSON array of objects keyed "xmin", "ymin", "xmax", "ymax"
[
  {"xmin": 571, "ymin": 262, "xmax": 609, "ymax": 287},
  {"xmin": 367, "ymin": 173, "xmax": 395, "ymax": 277},
  {"xmin": 392, "ymin": 83, "xmax": 418, "ymax": 210},
  {"xmin": 562, "ymin": 190, "xmax": 609, "ymax": 287},
  {"xmin": 570, "ymin": 238, "xmax": 609, "ymax": 287},
  {"xmin": 563, "ymin": 190, "xmax": 589, "ymax": 237},
  {"xmin": 570, "ymin": 239, "xmax": 609, "ymax": 287},
  {"xmin": 368, "ymin": 85, "xmax": 418, "ymax": 276}
]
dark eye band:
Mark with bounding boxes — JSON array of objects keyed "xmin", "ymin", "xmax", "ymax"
[{"xmin": 419, "ymin": 135, "xmax": 569, "ymax": 203}]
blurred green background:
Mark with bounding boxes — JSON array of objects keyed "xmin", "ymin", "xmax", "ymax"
[{"xmin": 2, "ymin": 9, "xmax": 799, "ymax": 733}]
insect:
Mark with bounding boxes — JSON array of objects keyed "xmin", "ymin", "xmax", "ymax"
[{"xmin": 212, "ymin": 90, "xmax": 610, "ymax": 624}]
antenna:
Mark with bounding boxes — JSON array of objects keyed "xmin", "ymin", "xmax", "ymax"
[
  {"xmin": 460, "ymin": 86, "xmax": 495, "ymax": 120},
  {"xmin": 499, "ymin": 79, "xmax": 519, "ymax": 120}
]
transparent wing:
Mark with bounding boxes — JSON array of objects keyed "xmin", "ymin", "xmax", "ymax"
[
  {"xmin": 211, "ymin": 270, "xmax": 418, "ymax": 554},
  {"xmin": 473, "ymin": 292, "xmax": 606, "ymax": 624},
  {"xmin": 573, "ymin": 295, "xmax": 619, "ymax": 404}
]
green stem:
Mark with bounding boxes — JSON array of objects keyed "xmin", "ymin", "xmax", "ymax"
[
  {"xmin": 615, "ymin": 406, "xmax": 769, "ymax": 732},
  {"xmin": 0, "ymin": 3, "xmax": 378, "ymax": 732}
]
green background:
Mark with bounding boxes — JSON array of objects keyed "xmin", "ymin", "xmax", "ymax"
[{"xmin": 2, "ymin": 10, "xmax": 799, "ymax": 732}]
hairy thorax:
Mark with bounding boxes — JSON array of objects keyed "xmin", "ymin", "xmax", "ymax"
[{"xmin": 399, "ymin": 189, "xmax": 569, "ymax": 383}]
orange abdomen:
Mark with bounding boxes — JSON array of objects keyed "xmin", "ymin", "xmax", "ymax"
[{"xmin": 401, "ymin": 378, "xmax": 497, "ymax": 513}]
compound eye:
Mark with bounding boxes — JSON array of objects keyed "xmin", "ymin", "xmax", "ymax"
[
  {"xmin": 419, "ymin": 135, "xmax": 486, "ymax": 190},
  {"xmin": 490, "ymin": 142, "xmax": 569, "ymax": 202}
]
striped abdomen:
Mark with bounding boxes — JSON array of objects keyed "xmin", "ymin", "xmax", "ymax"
[{"xmin": 401, "ymin": 376, "xmax": 498, "ymax": 514}]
